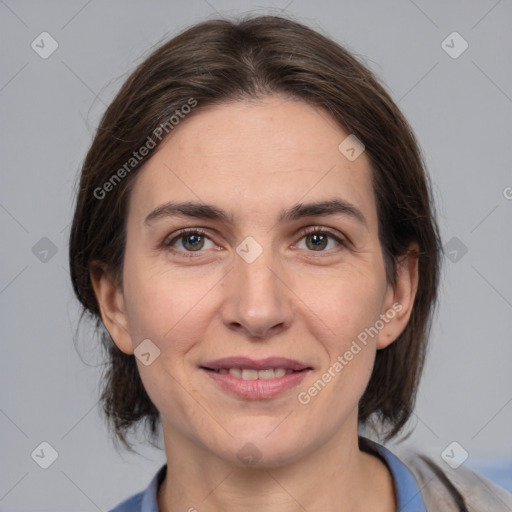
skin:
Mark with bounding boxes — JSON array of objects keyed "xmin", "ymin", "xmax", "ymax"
[{"xmin": 92, "ymin": 95, "xmax": 419, "ymax": 511}]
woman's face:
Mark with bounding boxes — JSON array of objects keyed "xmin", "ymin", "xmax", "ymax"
[{"xmin": 96, "ymin": 95, "xmax": 416, "ymax": 466}]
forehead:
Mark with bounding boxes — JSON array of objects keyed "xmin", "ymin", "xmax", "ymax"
[{"xmin": 128, "ymin": 96, "xmax": 377, "ymax": 229}]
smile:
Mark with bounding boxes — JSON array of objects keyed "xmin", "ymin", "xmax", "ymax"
[
  {"xmin": 206, "ymin": 367, "xmax": 298, "ymax": 380},
  {"xmin": 200, "ymin": 357, "xmax": 311, "ymax": 399}
]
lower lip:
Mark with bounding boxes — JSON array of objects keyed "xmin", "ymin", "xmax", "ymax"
[{"xmin": 202, "ymin": 368, "xmax": 310, "ymax": 400}]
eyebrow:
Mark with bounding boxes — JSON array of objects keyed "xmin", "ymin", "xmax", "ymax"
[{"xmin": 144, "ymin": 199, "xmax": 368, "ymax": 230}]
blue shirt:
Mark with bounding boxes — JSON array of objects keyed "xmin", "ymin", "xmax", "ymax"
[{"xmin": 108, "ymin": 440, "xmax": 427, "ymax": 512}]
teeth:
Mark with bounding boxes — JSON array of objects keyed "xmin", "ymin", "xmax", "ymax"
[
  {"xmin": 229, "ymin": 368, "xmax": 242, "ymax": 378},
  {"xmin": 222, "ymin": 368, "xmax": 291, "ymax": 380},
  {"xmin": 274, "ymin": 368, "xmax": 286, "ymax": 378},
  {"xmin": 241, "ymin": 369, "xmax": 259, "ymax": 380},
  {"xmin": 258, "ymin": 369, "xmax": 275, "ymax": 380}
]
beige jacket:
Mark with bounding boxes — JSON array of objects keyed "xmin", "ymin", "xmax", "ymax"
[{"xmin": 395, "ymin": 445, "xmax": 512, "ymax": 511}]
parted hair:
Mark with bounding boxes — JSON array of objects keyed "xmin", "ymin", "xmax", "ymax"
[{"xmin": 69, "ymin": 14, "xmax": 442, "ymax": 451}]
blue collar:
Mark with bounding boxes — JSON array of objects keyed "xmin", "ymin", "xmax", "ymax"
[{"xmin": 363, "ymin": 439, "xmax": 427, "ymax": 511}]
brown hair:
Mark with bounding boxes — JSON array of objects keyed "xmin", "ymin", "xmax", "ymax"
[{"xmin": 69, "ymin": 14, "xmax": 442, "ymax": 451}]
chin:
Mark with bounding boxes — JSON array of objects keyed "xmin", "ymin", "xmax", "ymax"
[
  {"xmin": 221, "ymin": 441, "xmax": 306, "ymax": 470},
  {"xmin": 214, "ymin": 420, "xmax": 309, "ymax": 468}
]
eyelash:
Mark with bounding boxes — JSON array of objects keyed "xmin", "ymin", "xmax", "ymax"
[{"xmin": 162, "ymin": 227, "xmax": 348, "ymax": 258}]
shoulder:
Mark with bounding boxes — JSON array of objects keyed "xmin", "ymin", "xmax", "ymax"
[
  {"xmin": 393, "ymin": 444, "xmax": 512, "ymax": 512},
  {"xmin": 107, "ymin": 463, "xmax": 166, "ymax": 512},
  {"xmin": 108, "ymin": 491, "xmax": 144, "ymax": 512}
]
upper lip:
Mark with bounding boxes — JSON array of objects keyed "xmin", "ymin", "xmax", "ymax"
[{"xmin": 201, "ymin": 357, "xmax": 311, "ymax": 371}]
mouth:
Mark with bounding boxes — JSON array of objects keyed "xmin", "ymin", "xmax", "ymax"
[
  {"xmin": 200, "ymin": 357, "xmax": 312, "ymax": 399},
  {"xmin": 201, "ymin": 356, "xmax": 311, "ymax": 376},
  {"xmin": 201, "ymin": 366, "xmax": 306, "ymax": 380}
]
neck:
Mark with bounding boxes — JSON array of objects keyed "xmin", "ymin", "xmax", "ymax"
[{"xmin": 157, "ymin": 417, "xmax": 396, "ymax": 512}]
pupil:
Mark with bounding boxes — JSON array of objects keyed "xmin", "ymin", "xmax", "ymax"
[
  {"xmin": 185, "ymin": 234, "xmax": 203, "ymax": 250},
  {"xmin": 308, "ymin": 233, "xmax": 327, "ymax": 250}
]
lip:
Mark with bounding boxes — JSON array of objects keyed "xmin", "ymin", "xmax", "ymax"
[
  {"xmin": 201, "ymin": 356, "xmax": 310, "ymax": 371},
  {"xmin": 200, "ymin": 356, "xmax": 312, "ymax": 400},
  {"xmin": 202, "ymin": 367, "xmax": 311, "ymax": 400}
]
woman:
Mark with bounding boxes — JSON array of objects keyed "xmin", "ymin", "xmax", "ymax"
[{"xmin": 69, "ymin": 15, "xmax": 512, "ymax": 511}]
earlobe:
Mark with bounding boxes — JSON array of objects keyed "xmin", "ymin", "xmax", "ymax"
[
  {"xmin": 377, "ymin": 243, "xmax": 420, "ymax": 349},
  {"xmin": 90, "ymin": 263, "xmax": 134, "ymax": 355}
]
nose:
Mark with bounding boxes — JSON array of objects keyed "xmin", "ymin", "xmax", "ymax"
[{"xmin": 220, "ymin": 246, "xmax": 294, "ymax": 340}]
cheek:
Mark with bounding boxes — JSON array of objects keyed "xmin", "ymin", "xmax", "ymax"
[
  {"xmin": 121, "ymin": 257, "xmax": 217, "ymax": 432},
  {"xmin": 121, "ymin": 251, "xmax": 220, "ymax": 356},
  {"xmin": 297, "ymin": 278, "xmax": 380, "ymax": 418},
  {"xmin": 296, "ymin": 267, "xmax": 385, "ymax": 402},
  {"xmin": 304, "ymin": 266, "xmax": 386, "ymax": 349}
]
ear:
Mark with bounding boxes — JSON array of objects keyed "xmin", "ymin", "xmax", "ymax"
[
  {"xmin": 90, "ymin": 262, "xmax": 134, "ymax": 355},
  {"xmin": 377, "ymin": 242, "xmax": 420, "ymax": 350}
]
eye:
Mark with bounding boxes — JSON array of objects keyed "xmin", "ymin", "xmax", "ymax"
[
  {"xmin": 162, "ymin": 226, "xmax": 347, "ymax": 258},
  {"xmin": 163, "ymin": 229, "xmax": 216, "ymax": 255},
  {"xmin": 295, "ymin": 227, "xmax": 347, "ymax": 252}
]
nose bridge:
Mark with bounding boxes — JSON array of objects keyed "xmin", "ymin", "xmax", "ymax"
[
  {"xmin": 222, "ymin": 235, "xmax": 292, "ymax": 337},
  {"xmin": 236, "ymin": 236, "xmax": 281, "ymax": 306}
]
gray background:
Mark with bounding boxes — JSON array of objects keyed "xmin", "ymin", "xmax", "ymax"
[{"xmin": 1, "ymin": 0, "xmax": 511, "ymax": 510}]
